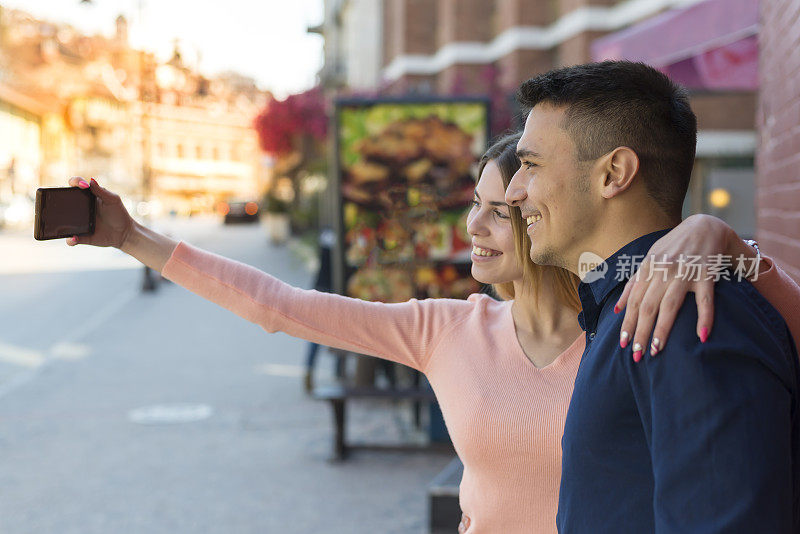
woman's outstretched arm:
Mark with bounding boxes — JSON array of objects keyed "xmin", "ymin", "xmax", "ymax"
[
  {"xmin": 65, "ymin": 177, "xmax": 470, "ymax": 373},
  {"xmin": 121, "ymin": 218, "xmax": 179, "ymax": 272},
  {"xmin": 65, "ymin": 177, "xmax": 179, "ymax": 271},
  {"xmin": 159, "ymin": 241, "xmax": 473, "ymax": 373}
]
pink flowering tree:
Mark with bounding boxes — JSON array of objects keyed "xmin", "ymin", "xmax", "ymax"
[{"xmin": 253, "ymin": 86, "xmax": 328, "ymax": 226}]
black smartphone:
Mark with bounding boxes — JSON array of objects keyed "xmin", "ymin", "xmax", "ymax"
[{"xmin": 34, "ymin": 186, "xmax": 96, "ymax": 241}]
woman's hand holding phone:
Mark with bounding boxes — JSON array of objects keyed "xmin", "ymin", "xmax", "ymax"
[
  {"xmin": 65, "ymin": 177, "xmax": 179, "ymax": 272},
  {"xmin": 65, "ymin": 177, "xmax": 135, "ymax": 249}
]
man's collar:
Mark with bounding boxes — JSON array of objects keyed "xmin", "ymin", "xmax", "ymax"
[{"xmin": 579, "ymin": 228, "xmax": 674, "ymax": 306}]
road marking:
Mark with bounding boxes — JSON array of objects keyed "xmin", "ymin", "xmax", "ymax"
[
  {"xmin": 50, "ymin": 342, "xmax": 91, "ymax": 360},
  {"xmin": 0, "ymin": 341, "xmax": 44, "ymax": 368},
  {"xmin": 59, "ymin": 288, "xmax": 139, "ymax": 346},
  {"xmin": 254, "ymin": 363, "xmax": 305, "ymax": 377},
  {"xmin": 128, "ymin": 403, "xmax": 213, "ymax": 424},
  {"xmin": 0, "ymin": 288, "xmax": 139, "ymax": 400}
]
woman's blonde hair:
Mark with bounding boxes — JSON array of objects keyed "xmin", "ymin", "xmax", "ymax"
[{"xmin": 477, "ymin": 132, "xmax": 581, "ymax": 312}]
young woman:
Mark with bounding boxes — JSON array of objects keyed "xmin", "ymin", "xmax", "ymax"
[{"xmin": 64, "ymin": 134, "xmax": 800, "ymax": 533}]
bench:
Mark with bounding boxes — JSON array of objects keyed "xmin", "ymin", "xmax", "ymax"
[{"xmin": 313, "ymin": 384, "xmax": 453, "ymax": 461}]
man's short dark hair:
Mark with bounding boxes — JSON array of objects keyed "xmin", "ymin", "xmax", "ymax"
[{"xmin": 517, "ymin": 61, "xmax": 697, "ymax": 218}]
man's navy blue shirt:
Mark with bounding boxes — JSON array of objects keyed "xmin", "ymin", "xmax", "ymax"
[{"xmin": 557, "ymin": 229, "xmax": 800, "ymax": 533}]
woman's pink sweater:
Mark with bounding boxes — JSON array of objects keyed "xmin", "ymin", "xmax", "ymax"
[{"xmin": 160, "ymin": 242, "xmax": 800, "ymax": 533}]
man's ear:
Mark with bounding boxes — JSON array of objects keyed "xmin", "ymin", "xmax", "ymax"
[{"xmin": 598, "ymin": 147, "xmax": 640, "ymax": 199}]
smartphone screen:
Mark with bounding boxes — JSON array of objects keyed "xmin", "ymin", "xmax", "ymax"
[{"xmin": 34, "ymin": 187, "xmax": 96, "ymax": 241}]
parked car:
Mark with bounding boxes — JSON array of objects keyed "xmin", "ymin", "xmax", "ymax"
[{"xmin": 220, "ymin": 200, "xmax": 260, "ymax": 224}]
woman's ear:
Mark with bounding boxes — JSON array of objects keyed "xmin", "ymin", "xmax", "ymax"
[{"xmin": 599, "ymin": 147, "xmax": 640, "ymax": 199}]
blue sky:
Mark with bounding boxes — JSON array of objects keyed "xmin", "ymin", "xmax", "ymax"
[{"xmin": 2, "ymin": 0, "xmax": 324, "ymax": 98}]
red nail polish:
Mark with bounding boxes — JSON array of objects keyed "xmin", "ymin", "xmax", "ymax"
[
  {"xmin": 78, "ymin": 179, "xmax": 89, "ymax": 189},
  {"xmin": 633, "ymin": 350, "xmax": 642, "ymax": 362},
  {"xmin": 700, "ymin": 327, "xmax": 708, "ymax": 343},
  {"xmin": 90, "ymin": 178, "xmax": 98, "ymax": 186},
  {"xmin": 613, "ymin": 305, "xmax": 620, "ymax": 314}
]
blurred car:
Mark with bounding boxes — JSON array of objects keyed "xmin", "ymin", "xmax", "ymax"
[{"xmin": 219, "ymin": 200, "xmax": 260, "ymax": 224}]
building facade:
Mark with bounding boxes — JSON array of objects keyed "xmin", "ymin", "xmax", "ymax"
[
  {"xmin": 0, "ymin": 84, "xmax": 44, "ymax": 202},
  {"xmin": 145, "ymin": 98, "xmax": 262, "ymax": 216},
  {"xmin": 757, "ymin": 0, "xmax": 800, "ymax": 281},
  {"xmin": 318, "ymin": 0, "xmax": 760, "ymax": 240},
  {"xmin": 0, "ymin": 7, "xmax": 269, "ymax": 217}
]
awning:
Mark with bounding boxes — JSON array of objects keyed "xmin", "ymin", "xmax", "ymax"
[{"xmin": 591, "ymin": 0, "xmax": 758, "ymax": 90}]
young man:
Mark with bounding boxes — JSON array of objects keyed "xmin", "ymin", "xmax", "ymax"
[{"xmin": 506, "ymin": 61, "xmax": 800, "ymax": 532}]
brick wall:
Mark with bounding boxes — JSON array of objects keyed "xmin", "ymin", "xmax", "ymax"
[
  {"xmin": 757, "ymin": 0, "xmax": 800, "ymax": 281},
  {"xmin": 496, "ymin": 49, "xmax": 554, "ymax": 90},
  {"xmin": 495, "ymin": 0, "xmax": 553, "ymax": 31},
  {"xmin": 405, "ymin": 0, "xmax": 438, "ymax": 55},
  {"xmin": 438, "ymin": 64, "xmax": 491, "ymax": 94},
  {"xmin": 557, "ymin": 30, "xmax": 608, "ymax": 67},
  {"xmin": 377, "ymin": 0, "xmax": 761, "ymax": 152},
  {"xmin": 558, "ymin": 0, "xmax": 618, "ymax": 18},
  {"xmin": 382, "ymin": 0, "xmax": 438, "ymax": 67},
  {"xmin": 692, "ymin": 92, "xmax": 756, "ymax": 130},
  {"xmin": 382, "ymin": 0, "xmax": 402, "ymax": 67},
  {"xmin": 437, "ymin": 0, "xmax": 494, "ymax": 47}
]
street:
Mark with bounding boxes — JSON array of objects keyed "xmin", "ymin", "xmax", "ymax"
[{"xmin": 0, "ymin": 218, "xmax": 452, "ymax": 534}]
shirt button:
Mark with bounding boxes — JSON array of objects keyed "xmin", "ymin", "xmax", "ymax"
[{"xmin": 588, "ymin": 332, "xmax": 596, "ymax": 341}]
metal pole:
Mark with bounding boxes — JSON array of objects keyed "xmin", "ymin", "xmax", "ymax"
[
  {"xmin": 79, "ymin": 0, "xmax": 155, "ymax": 290},
  {"xmin": 137, "ymin": 0, "xmax": 157, "ymax": 292}
]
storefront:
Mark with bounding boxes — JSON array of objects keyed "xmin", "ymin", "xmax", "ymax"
[{"xmin": 592, "ymin": 0, "xmax": 759, "ymax": 238}]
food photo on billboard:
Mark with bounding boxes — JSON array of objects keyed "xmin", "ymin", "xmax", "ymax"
[{"xmin": 333, "ymin": 97, "xmax": 491, "ymax": 303}]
